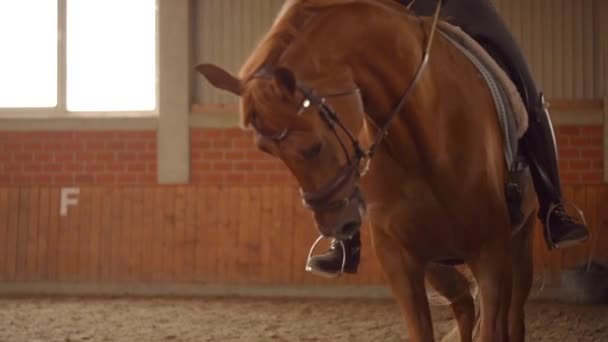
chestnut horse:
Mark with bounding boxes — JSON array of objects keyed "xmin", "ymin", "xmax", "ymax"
[{"xmin": 196, "ymin": 0, "xmax": 537, "ymax": 341}]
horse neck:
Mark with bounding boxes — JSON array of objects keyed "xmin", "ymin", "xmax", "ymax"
[
  {"xmin": 282, "ymin": 3, "xmax": 427, "ymax": 106},
  {"xmin": 324, "ymin": 14, "xmax": 506, "ymax": 190},
  {"xmin": 348, "ymin": 18, "xmax": 434, "ymax": 160},
  {"xmin": 281, "ymin": 4, "xmax": 510, "ymax": 212},
  {"xmin": 257, "ymin": 2, "xmax": 441, "ymax": 177},
  {"xmin": 283, "ymin": 7, "xmax": 436, "ymax": 168}
]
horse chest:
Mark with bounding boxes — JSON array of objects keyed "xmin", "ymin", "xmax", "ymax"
[{"xmin": 364, "ymin": 179, "xmax": 443, "ymax": 224}]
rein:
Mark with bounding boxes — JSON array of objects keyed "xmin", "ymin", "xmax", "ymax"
[{"xmin": 362, "ymin": 0, "xmax": 442, "ymax": 173}]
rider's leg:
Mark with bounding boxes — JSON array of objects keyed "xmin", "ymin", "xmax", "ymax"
[
  {"xmin": 520, "ymin": 96, "xmax": 589, "ymax": 249},
  {"xmin": 410, "ymin": 0, "xmax": 589, "ymax": 249}
]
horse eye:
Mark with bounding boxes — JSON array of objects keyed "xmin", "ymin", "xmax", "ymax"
[{"xmin": 300, "ymin": 142, "xmax": 323, "ymax": 159}]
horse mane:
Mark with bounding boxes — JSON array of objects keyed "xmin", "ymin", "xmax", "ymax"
[{"xmin": 238, "ymin": 0, "xmax": 415, "ymax": 128}]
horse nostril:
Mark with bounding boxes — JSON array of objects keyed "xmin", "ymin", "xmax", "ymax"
[{"xmin": 338, "ymin": 221, "xmax": 361, "ymax": 237}]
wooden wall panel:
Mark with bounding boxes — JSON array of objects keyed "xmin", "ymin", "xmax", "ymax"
[
  {"xmin": 0, "ymin": 185, "xmax": 605, "ymax": 288},
  {"xmin": 0, "ymin": 188, "xmax": 7, "ymax": 280}
]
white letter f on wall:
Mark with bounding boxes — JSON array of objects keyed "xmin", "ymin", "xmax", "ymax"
[{"xmin": 60, "ymin": 188, "xmax": 80, "ymax": 217}]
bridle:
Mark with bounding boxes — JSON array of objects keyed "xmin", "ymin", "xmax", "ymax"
[
  {"xmin": 250, "ymin": 81, "xmax": 367, "ymax": 212},
  {"xmin": 249, "ymin": 1, "xmax": 443, "ymax": 216}
]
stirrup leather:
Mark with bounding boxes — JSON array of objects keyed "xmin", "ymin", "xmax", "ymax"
[{"xmin": 505, "ymin": 157, "xmax": 528, "ymax": 226}]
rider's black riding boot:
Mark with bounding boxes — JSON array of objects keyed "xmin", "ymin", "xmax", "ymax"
[
  {"xmin": 523, "ymin": 95, "xmax": 589, "ymax": 250},
  {"xmin": 305, "ymin": 231, "xmax": 361, "ymax": 277}
]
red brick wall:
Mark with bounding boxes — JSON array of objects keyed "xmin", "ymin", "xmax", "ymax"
[
  {"xmin": 0, "ymin": 126, "xmax": 603, "ymax": 187},
  {"xmin": 556, "ymin": 126, "xmax": 604, "ymax": 184},
  {"xmin": 0, "ymin": 131, "xmax": 156, "ymax": 186},
  {"xmin": 190, "ymin": 125, "xmax": 605, "ymax": 186},
  {"xmin": 190, "ymin": 128, "xmax": 294, "ymax": 185}
]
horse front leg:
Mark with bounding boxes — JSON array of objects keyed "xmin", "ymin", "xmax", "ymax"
[
  {"xmin": 470, "ymin": 240, "xmax": 513, "ymax": 342},
  {"xmin": 426, "ymin": 263, "xmax": 477, "ymax": 342},
  {"xmin": 508, "ymin": 213, "xmax": 535, "ymax": 342},
  {"xmin": 372, "ymin": 228, "xmax": 435, "ymax": 342}
]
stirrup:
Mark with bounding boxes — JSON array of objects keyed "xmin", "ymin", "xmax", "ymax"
[
  {"xmin": 305, "ymin": 235, "xmax": 347, "ymax": 279},
  {"xmin": 545, "ymin": 200, "xmax": 588, "ymax": 249}
]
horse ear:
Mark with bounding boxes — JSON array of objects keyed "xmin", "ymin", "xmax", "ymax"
[
  {"xmin": 272, "ymin": 67, "xmax": 297, "ymax": 97},
  {"xmin": 195, "ymin": 63, "xmax": 243, "ymax": 96}
]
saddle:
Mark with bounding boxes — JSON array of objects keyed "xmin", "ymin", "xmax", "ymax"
[{"xmin": 436, "ymin": 22, "xmax": 530, "ymax": 226}]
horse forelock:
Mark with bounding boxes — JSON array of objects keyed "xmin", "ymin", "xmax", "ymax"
[{"xmin": 240, "ymin": 79, "xmax": 282, "ymax": 130}]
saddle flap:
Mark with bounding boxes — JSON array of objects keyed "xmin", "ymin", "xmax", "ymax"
[{"xmin": 436, "ymin": 22, "xmax": 529, "ymax": 169}]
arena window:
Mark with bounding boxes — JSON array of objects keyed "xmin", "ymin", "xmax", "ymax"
[{"xmin": 0, "ymin": 0, "xmax": 157, "ymax": 116}]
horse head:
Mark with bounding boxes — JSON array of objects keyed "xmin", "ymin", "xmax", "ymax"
[
  {"xmin": 195, "ymin": 0, "xmax": 430, "ymax": 241},
  {"xmin": 196, "ymin": 62, "xmax": 369, "ymax": 240}
]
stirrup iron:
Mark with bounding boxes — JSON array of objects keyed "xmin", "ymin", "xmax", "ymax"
[
  {"xmin": 305, "ymin": 235, "xmax": 347, "ymax": 279},
  {"xmin": 545, "ymin": 200, "xmax": 588, "ymax": 248}
]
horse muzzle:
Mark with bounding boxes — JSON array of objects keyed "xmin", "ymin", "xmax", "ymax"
[{"xmin": 307, "ymin": 186, "xmax": 366, "ymax": 240}]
